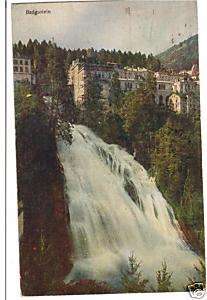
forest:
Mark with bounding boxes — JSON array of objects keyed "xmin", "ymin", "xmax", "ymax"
[{"xmin": 14, "ymin": 39, "xmax": 204, "ymax": 295}]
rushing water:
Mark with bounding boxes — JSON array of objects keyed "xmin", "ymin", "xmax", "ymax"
[{"xmin": 57, "ymin": 125, "xmax": 200, "ymax": 290}]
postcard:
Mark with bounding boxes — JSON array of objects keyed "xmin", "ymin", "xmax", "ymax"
[{"xmin": 11, "ymin": 0, "xmax": 205, "ymax": 297}]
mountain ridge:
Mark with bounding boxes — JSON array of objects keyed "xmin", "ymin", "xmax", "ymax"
[{"xmin": 157, "ymin": 34, "xmax": 199, "ymax": 71}]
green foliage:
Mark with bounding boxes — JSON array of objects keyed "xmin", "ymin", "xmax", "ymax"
[
  {"xmin": 13, "ymin": 40, "xmax": 161, "ymax": 72},
  {"xmin": 98, "ymin": 110, "xmax": 129, "ymax": 147},
  {"xmin": 56, "ymin": 119, "xmax": 73, "ymax": 144},
  {"xmin": 155, "ymin": 261, "xmax": 174, "ymax": 292},
  {"xmin": 14, "ymin": 83, "xmax": 40, "ymax": 124},
  {"xmin": 78, "ymin": 74, "xmax": 104, "ymax": 132},
  {"xmin": 85, "ymin": 73, "xmax": 102, "ymax": 103},
  {"xmin": 118, "ymin": 81, "xmax": 168, "ymax": 168},
  {"xmin": 146, "ymin": 53, "xmax": 161, "ymax": 72},
  {"xmin": 109, "ymin": 72, "xmax": 123, "ymax": 107},
  {"xmin": 150, "ymin": 112, "xmax": 204, "ymax": 254},
  {"xmin": 121, "ymin": 253, "xmax": 149, "ymax": 293},
  {"xmin": 151, "ymin": 115, "xmax": 191, "ymax": 200}
]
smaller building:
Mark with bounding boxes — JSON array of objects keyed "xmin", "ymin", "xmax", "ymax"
[
  {"xmin": 190, "ymin": 64, "xmax": 199, "ymax": 79},
  {"xmin": 13, "ymin": 57, "xmax": 36, "ymax": 85},
  {"xmin": 155, "ymin": 80, "xmax": 173, "ymax": 105},
  {"xmin": 154, "ymin": 72, "xmax": 179, "ymax": 105},
  {"xmin": 168, "ymin": 90, "xmax": 200, "ymax": 115},
  {"xmin": 168, "ymin": 93, "xmax": 186, "ymax": 114}
]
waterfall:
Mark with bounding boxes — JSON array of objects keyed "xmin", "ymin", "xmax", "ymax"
[{"xmin": 57, "ymin": 125, "xmax": 200, "ymax": 290}]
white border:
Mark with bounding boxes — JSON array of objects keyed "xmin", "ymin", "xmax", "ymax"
[
  {"xmin": 6, "ymin": 1, "xmax": 207, "ymax": 300},
  {"xmin": 1, "ymin": 1, "xmax": 5, "ymax": 300}
]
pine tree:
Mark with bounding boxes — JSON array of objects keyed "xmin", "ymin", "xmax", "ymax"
[
  {"xmin": 155, "ymin": 261, "xmax": 174, "ymax": 292},
  {"xmin": 121, "ymin": 253, "xmax": 149, "ymax": 293},
  {"xmin": 78, "ymin": 73, "xmax": 104, "ymax": 131}
]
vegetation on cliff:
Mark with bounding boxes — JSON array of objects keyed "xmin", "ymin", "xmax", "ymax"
[{"xmin": 15, "ymin": 83, "xmax": 73, "ymax": 295}]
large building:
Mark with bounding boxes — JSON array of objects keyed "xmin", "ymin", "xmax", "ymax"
[
  {"xmin": 68, "ymin": 59, "xmax": 147, "ymax": 105},
  {"xmin": 13, "ymin": 57, "xmax": 36, "ymax": 85},
  {"xmin": 68, "ymin": 59, "xmax": 200, "ymax": 115}
]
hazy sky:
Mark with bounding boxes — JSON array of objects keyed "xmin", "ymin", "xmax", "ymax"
[{"xmin": 12, "ymin": 0, "xmax": 198, "ymax": 55}]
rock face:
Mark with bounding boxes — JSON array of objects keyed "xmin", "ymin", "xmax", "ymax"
[
  {"xmin": 58, "ymin": 125, "xmax": 200, "ymax": 291},
  {"xmin": 16, "ymin": 112, "xmax": 73, "ymax": 296}
]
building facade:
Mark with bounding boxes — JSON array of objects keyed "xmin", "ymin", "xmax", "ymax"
[
  {"xmin": 155, "ymin": 71, "xmax": 200, "ymax": 114},
  {"xmin": 68, "ymin": 59, "xmax": 200, "ymax": 115},
  {"xmin": 168, "ymin": 93, "xmax": 185, "ymax": 113},
  {"xmin": 13, "ymin": 57, "xmax": 36, "ymax": 85},
  {"xmin": 68, "ymin": 59, "xmax": 146, "ymax": 105}
]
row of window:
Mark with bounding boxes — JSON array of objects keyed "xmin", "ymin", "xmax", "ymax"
[
  {"xmin": 93, "ymin": 72, "xmax": 142, "ymax": 80},
  {"xmin": 125, "ymin": 82, "xmax": 133, "ymax": 89},
  {"xmin": 13, "ymin": 66, "xmax": 29, "ymax": 73},
  {"xmin": 13, "ymin": 59, "xmax": 29, "ymax": 66},
  {"xmin": 158, "ymin": 83, "xmax": 166, "ymax": 90},
  {"xmin": 120, "ymin": 74, "xmax": 141, "ymax": 80},
  {"xmin": 94, "ymin": 72, "xmax": 112, "ymax": 79}
]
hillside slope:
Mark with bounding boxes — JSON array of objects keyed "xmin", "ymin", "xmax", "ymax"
[{"xmin": 157, "ymin": 34, "xmax": 199, "ymax": 71}]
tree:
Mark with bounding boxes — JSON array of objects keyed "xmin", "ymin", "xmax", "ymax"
[
  {"xmin": 150, "ymin": 113, "xmax": 204, "ymax": 254},
  {"xmin": 118, "ymin": 81, "xmax": 168, "ymax": 168},
  {"xmin": 85, "ymin": 73, "xmax": 102, "ymax": 103},
  {"xmin": 26, "ymin": 39, "xmax": 34, "ymax": 58},
  {"xmin": 155, "ymin": 261, "xmax": 173, "ymax": 292},
  {"xmin": 14, "ymin": 82, "xmax": 40, "ymax": 126},
  {"xmin": 146, "ymin": 54, "xmax": 161, "ymax": 72},
  {"xmin": 79, "ymin": 74, "xmax": 104, "ymax": 132},
  {"xmin": 98, "ymin": 110, "xmax": 129, "ymax": 147},
  {"xmin": 121, "ymin": 253, "xmax": 149, "ymax": 293},
  {"xmin": 109, "ymin": 72, "xmax": 123, "ymax": 107}
]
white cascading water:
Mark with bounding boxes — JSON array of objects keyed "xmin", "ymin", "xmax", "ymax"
[{"xmin": 57, "ymin": 124, "xmax": 200, "ymax": 291}]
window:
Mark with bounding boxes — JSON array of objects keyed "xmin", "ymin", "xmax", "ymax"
[
  {"xmin": 19, "ymin": 60, "xmax": 23, "ymax": 65},
  {"xmin": 13, "ymin": 66, "xmax": 18, "ymax": 72},
  {"xmin": 25, "ymin": 60, "xmax": 29, "ymax": 65},
  {"xmin": 19, "ymin": 66, "xmax": 23, "ymax": 72},
  {"xmin": 13, "ymin": 59, "xmax": 18, "ymax": 65},
  {"xmin": 158, "ymin": 83, "xmax": 165, "ymax": 90},
  {"xmin": 159, "ymin": 95, "xmax": 163, "ymax": 104}
]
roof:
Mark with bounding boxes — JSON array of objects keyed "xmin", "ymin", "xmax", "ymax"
[{"xmin": 13, "ymin": 57, "xmax": 31, "ymax": 60}]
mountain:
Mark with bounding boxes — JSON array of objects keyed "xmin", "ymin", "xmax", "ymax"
[{"xmin": 157, "ymin": 34, "xmax": 199, "ymax": 71}]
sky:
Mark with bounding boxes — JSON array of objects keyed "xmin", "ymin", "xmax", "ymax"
[{"xmin": 12, "ymin": 0, "xmax": 198, "ymax": 55}]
